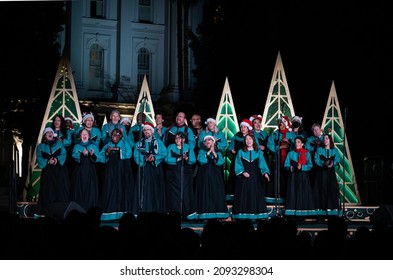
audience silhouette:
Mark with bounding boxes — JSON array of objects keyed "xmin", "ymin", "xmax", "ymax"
[{"xmin": 2, "ymin": 209, "xmax": 393, "ymax": 260}]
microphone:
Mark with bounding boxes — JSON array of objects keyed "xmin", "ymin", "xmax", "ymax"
[{"xmin": 139, "ymin": 92, "xmax": 148, "ymax": 103}]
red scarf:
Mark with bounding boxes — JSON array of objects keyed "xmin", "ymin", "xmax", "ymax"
[
  {"xmin": 295, "ymin": 147, "xmax": 308, "ymax": 165},
  {"xmin": 279, "ymin": 128, "xmax": 290, "ymax": 165}
]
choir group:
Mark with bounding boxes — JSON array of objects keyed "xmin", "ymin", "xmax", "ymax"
[{"xmin": 35, "ymin": 110, "xmax": 341, "ymax": 221}]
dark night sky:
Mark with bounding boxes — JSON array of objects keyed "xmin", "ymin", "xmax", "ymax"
[
  {"xmin": 1, "ymin": 1, "xmax": 392, "ymax": 192},
  {"xmin": 191, "ymin": 0, "xmax": 393, "ymax": 186}
]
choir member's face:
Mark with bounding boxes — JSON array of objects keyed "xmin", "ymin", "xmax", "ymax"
[
  {"xmin": 111, "ymin": 131, "xmax": 121, "ymax": 143},
  {"xmin": 252, "ymin": 119, "xmax": 262, "ymax": 131},
  {"xmin": 143, "ymin": 128, "xmax": 153, "ymax": 138},
  {"xmin": 53, "ymin": 116, "xmax": 62, "ymax": 129},
  {"xmin": 80, "ymin": 130, "xmax": 90, "ymax": 142},
  {"xmin": 155, "ymin": 114, "xmax": 164, "ymax": 125},
  {"xmin": 295, "ymin": 138, "xmax": 303, "ymax": 149},
  {"xmin": 175, "ymin": 135, "xmax": 184, "ymax": 145},
  {"xmin": 45, "ymin": 131, "xmax": 54, "ymax": 141},
  {"xmin": 176, "ymin": 112, "xmax": 186, "ymax": 126},
  {"xmin": 240, "ymin": 125, "xmax": 249, "ymax": 135},
  {"xmin": 204, "ymin": 138, "xmax": 214, "ymax": 148},
  {"xmin": 245, "ymin": 135, "xmax": 254, "ymax": 148},
  {"xmin": 207, "ymin": 121, "xmax": 215, "ymax": 131},
  {"xmin": 110, "ymin": 112, "xmax": 120, "ymax": 124},
  {"xmin": 84, "ymin": 117, "xmax": 94, "ymax": 128}
]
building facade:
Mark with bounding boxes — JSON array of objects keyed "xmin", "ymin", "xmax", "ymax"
[{"xmin": 68, "ymin": 0, "xmax": 204, "ymax": 103}]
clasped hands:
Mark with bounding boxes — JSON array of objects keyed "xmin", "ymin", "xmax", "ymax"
[
  {"xmin": 48, "ymin": 157, "xmax": 58, "ymax": 165},
  {"xmin": 83, "ymin": 148, "xmax": 95, "ymax": 156},
  {"xmin": 177, "ymin": 153, "xmax": 188, "ymax": 162},
  {"xmin": 146, "ymin": 154, "xmax": 155, "ymax": 162}
]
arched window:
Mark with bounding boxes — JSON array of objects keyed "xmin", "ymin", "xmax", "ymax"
[
  {"xmin": 138, "ymin": 0, "xmax": 152, "ymax": 23},
  {"xmin": 137, "ymin": 47, "xmax": 151, "ymax": 90},
  {"xmin": 89, "ymin": 43, "xmax": 104, "ymax": 91}
]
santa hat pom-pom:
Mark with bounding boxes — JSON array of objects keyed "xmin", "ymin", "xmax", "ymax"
[{"xmin": 249, "ymin": 114, "xmax": 262, "ymax": 122}]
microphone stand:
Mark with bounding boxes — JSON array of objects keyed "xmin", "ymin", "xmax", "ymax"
[
  {"xmin": 137, "ymin": 92, "xmax": 147, "ymax": 214},
  {"xmin": 10, "ymin": 140, "xmax": 18, "ymax": 214},
  {"xmin": 341, "ymin": 107, "xmax": 348, "ymax": 219},
  {"xmin": 179, "ymin": 140, "xmax": 184, "ymax": 217},
  {"xmin": 138, "ymin": 149, "xmax": 145, "ymax": 214},
  {"xmin": 274, "ymin": 128, "xmax": 281, "ymax": 218}
]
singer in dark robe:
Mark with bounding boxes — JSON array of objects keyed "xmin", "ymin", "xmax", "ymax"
[
  {"xmin": 232, "ymin": 134, "xmax": 270, "ymax": 220},
  {"xmin": 266, "ymin": 116, "xmax": 296, "ymax": 204},
  {"xmin": 130, "ymin": 112, "xmax": 146, "ymax": 177},
  {"xmin": 98, "ymin": 128, "xmax": 134, "ymax": 213},
  {"xmin": 36, "ymin": 127, "xmax": 70, "ymax": 215},
  {"xmin": 133, "ymin": 122, "xmax": 167, "ymax": 214},
  {"xmin": 227, "ymin": 119, "xmax": 253, "ymax": 196},
  {"xmin": 313, "ymin": 134, "xmax": 341, "ymax": 216},
  {"xmin": 70, "ymin": 128, "xmax": 100, "ymax": 212},
  {"xmin": 195, "ymin": 135, "xmax": 229, "ymax": 220},
  {"xmin": 165, "ymin": 132, "xmax": 197, "ymax": 219},
  {"xmin": 283, "ymin": 136, "xmax": 317, "ymax": 218}
]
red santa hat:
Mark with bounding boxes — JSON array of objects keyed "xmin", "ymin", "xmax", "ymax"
[
  {"xmin": 240, "ymin": 119, "xmax": 253, "ymax": 130},
  {"xmin": 142, "ymin": 122, "xmax": 155, "ymax": 132},
  {"xmin": 281, "ymin": 115, "xmax": 292, "ymax": 131},
  {"xmin": 249, "ymin": 114, "xmax": 262, "ymax": 122}
]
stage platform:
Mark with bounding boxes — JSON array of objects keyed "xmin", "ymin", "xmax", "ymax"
[
  {"xmin": 16, "ymin": 202, "xmax": 381, "ymax": 237},
  {"xmin": 100, "ymin": 205, "xmax": 379, "ymax": 236}
]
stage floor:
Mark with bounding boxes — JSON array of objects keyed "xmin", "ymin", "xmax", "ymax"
[
  {"xmin": 16, "ymin": 202, "xmax": 381, "ymax": 237},
  {"xmin": 100, "ymin": 204, "xmax": 380, "ymax": 237}
]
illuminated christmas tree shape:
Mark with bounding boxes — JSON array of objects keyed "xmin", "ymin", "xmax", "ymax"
[
  {"xmin": 101, "ymin": 115, "xmax": 108, "ymax": 128},
  {"xmin": 321, "ymin": 81, "xmax": 360, "ymax": 205},
  {"xmin": 262, "ymin": 51, "xmax": 296, "ymax": 134},
  {"xmin": 131, "ymin": 75, "xmax": 156, "ymax": 126},
  {"xmin": 28, "ymin": 55, "xmax": 82, "ymax": 200},
  {"xmin": 215, "ymin": 76, "xmax": 240, "ymax": 181}
]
